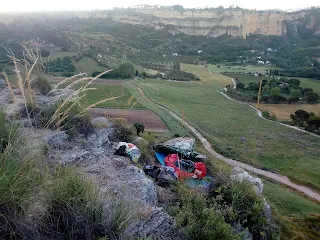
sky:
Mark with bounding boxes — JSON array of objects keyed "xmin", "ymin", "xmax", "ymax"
[{"xmin": 0, "ymin": 0, "xmax": 319, "ymax": 12}]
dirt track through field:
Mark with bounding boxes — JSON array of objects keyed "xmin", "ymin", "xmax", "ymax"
[{"xmin": 136, "ymin": 85, "xmax": 320, "ymax": 202}]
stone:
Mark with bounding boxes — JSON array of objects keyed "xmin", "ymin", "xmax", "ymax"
[
  {"xmin": 87, "ymin": 128, "xmax": 110, "ymax": 148},
  {"xmin": 132, "ymin": 136, "xmax": 148, "ymax": 146},
  {"xmin": 123, "ymin": 207, "xmax": 186, "ymax": 240},
  {"xmin": 231, "ymin": 167, "xmax": 264, "ymax": 194},
  {"xmin": 0, "ymin": 79, "xmax": 6, "ymax": 88},
  {"xmin": 42, "ymin": 131, "xmax": 68, "ymax": 149},
  {"xmin": 60, "ymin": 148, "xmax": 91, "ymax": 165},
  {"xmin": 91, "ymin": 117, "xmax": 109, "ymax": 128}
]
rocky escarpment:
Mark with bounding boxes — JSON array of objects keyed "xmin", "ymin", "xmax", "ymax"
[
  {"xmin": 1, "ymin": 7, "xmax": 319, "ymax": 39},
  {"xmin": 106, "ymin": 8, "xmax": 320, "ymax": 38}
]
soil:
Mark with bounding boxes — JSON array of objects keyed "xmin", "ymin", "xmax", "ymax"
[{"xmin": 88, "ymin": 108, "xmax": 169, "ymax": 133}]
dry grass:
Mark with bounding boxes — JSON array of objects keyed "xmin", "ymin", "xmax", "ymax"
[{"xmin": 258, "ymin": 104, "xmax": 320, "ymax": 121}]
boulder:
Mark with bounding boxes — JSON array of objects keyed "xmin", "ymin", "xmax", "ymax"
[
  {"xmin": 42, "ymin": 131, "xmax": 68, "ymax": 149},
  {"xmin": 231, "ymin": 167, "xmax": 264, "ymax": 194},
  {"xmin": 132, "ymin": 136, "xmax": 148, "ymax": 146},
  {"xmin": 91, "ymin": 117, "xmax": 109, "ymax": 128},
  {"xmin": 123, "ymin": 206, "xmax": 186, "ymax": 240},
  {"xmin": 0, "ymin": 79, "xmax": 6, "ymax": 88}
]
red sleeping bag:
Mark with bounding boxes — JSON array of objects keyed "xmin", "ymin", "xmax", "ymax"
[{"xmin": 164, "ymin": 154, "xmax": 206, "ymax": 179}]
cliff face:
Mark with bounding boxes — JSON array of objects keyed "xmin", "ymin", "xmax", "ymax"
[
  {"xmin": 0, "ymin": 8, "xmax": 319, "ymax": 39},
  {"xmin": 106, "ymin": 8, "xmax": 320, "ymax": 38}
]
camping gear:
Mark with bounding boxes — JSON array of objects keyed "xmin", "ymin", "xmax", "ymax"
[
  {"xmin": 164, "ymin": 154, "xmax": 207, "ymax": 179},
  {"xmin": 154, "ymin": 137, "xmax": 206, "ymax": 162},
  {"xmin": 144, "ymin": 165, "xmax": 177, "ymax": 187},
  {"xmin": 185, "ymin": 176, "xmax": 214, "ymax": 189},
  {"xmin": 155, "ymin": 151, "xmax": 167, "ymax": 166},
  {"xmin": 115, "ymin": 142, "xmax": 141, "ymax": 163}
]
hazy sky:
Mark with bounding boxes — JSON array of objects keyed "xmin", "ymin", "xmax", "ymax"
[{"xmin": 0, "ymin": 0, "xmax": 319, "ymax": 12}]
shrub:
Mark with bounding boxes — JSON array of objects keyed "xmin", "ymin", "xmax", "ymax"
[
  {"xmin": 134, "ymin": 122, "xmax": 145, "ymax": 136},
  {"xmin": 32, "ymin": 75, "xmax": 52, "ymax": 95},
  {"xmin": 262, "ymin": 111, "xmax": 276, "ymax": 121},
  {"xmin": 0, "ymin": 112, "xmax": 43, "ymax": 238},
  {"xmin": 21, "ymin": 101, "xmax": 94, "ymax": 137},
  {"xmin": 44, "ymin": 167, "xmax": 106, "ymax": 239},
  {"xmin": 113, "ymin": 119, "xmax": 133, "ymax": 142},
  {"xmin": 172, "ymin": 184, "xmax": 241, "ymax": 240}
]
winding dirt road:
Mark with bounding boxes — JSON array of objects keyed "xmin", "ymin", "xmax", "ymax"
[{"xmin": 136, "ymin": 85, "xmax": 320, "ymax": 202}]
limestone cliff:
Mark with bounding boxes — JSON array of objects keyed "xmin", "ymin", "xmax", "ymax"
[
  {"xmin": 106, "ymin": 8, "xmax": 320, "ymax": 38},
  {"xmin": 1, "ymin": 7, "xmax": 319, "ymax": 39}
]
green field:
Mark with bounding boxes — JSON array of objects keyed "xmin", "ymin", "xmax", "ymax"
[
  {"xmin": 132, "ymin": 65, "xmax": 320, "ymax": 191},
  {"xmin": 207, "ymin": 64, "xmax": 270, "ymax": 73},
  {"xmin": 263, "ymin": 180, "xmax": 320, "ymax": 217},
  {"xmin": 43, "ymin": 52, "xmax": 77, "ymax": 62},
  {"xmin": 60, "ymin": 82, "xmax": 145, "ymax": 109},
  {"xmin": 299, "ymin": 78, "xmax": 320, "ymax": 94},
  {"xmin": 73, "ymin": 57, "xmax": 107, "ymax": 74},
  {"xmin": 224, "ymin": 73, "xmax": 269, "ymax": 85}
]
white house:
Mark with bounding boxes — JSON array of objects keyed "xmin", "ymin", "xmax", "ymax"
[
  {"xmin": 172, "ymin": 53, "xmax": 178, "ymax": 57},
  {"xmin": 198, "ymin": 50, "xmax": 203, "ymax": 54},
  {"xmin": 267, "ymin": 48, "xmax": 273, "ymax": 52},
  {"xmin": 257, "ymin": 60, "xmax": 265, "ymax": 64}
]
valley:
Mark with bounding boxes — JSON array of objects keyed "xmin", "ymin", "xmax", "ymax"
[{"xmin": 1, "ymin": 5, "xmax": 320, "ymax": 239}]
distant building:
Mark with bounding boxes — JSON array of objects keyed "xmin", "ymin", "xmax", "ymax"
[
  {"xmin": 256, "ymin": 56, "xmax": 262, "ymax": 60},
  {"xmin": 257, "ymin": 60, "xmax": 265, "ymax": 64},
  {"xmin": 267, "ymin": 48, "xmax": 273, "ymax": 52},
  {"xmin": 172, "ymin": 53, "xmax": 178, "ymax": 57},
  {"xmin": 198, "ymin": 50, "xmax": 203, "ymax": 54}
]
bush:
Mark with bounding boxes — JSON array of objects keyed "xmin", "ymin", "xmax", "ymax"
[
  {"xmin": 21, "ymin": 101, "xmax": 94, "ymax": 137},
  {"xmin": 113, "ymin": 119, "xmax": 133, "ymax": 142},
  {"xmin": 0, "ymin": 111, "xmax": 43, "ymax": 238},
  {"xmin": 134, "ymin": 122, "xmax": 145, "ymax": 136},
  {"xmin": 172, "ymin": 184, "xmax": 241, "ymax": 240},
  {"xmin": 44, "ymin": 167, "xmax": 106, "ymax": 239},
  {"xmin": 32, "ymin": 75, "xmax": 52, "ymax": 95},
  {"xmin": 262, "ymin": 111, "xmax": 277, "ymax": 121}
]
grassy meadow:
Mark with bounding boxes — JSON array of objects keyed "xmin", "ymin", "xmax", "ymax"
[
  {"xmin": 263, "ymin": 179, "xmax": 320, "ymax": 217},
  {"xmin": 207, "ymin": 64, "xmax": 271, "ymax": 73},
  {"xmin": 131, "ymin": 64, "xmax": 320, "ymax": 191},
  {"xmin": 57, "ymin": 81, "xmax": 145, "ymax": 109},
  {"xmin": 73, "ymin": 57, "xmax": 107, "ymax": 74}
]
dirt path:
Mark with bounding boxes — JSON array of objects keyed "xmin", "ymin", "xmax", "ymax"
[{"xmin": 136, "ymin": 85, "xmax": 320, "ymax": 202}]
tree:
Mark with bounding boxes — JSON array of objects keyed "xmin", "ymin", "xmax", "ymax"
[
  {"xmin": 288, "ymin": 89, "xmax": 300, "ymax": 103},
  {"xmin": 306, "ymin": 92, "xmax": 319, "ymax": 104},
  {"xmin": 288, "ymin": 78, "xmax": 300, "ymax": 88},
  {"xmin": 295, "ymin": 109, "xmax": 310, "ymax": 122},
  {"xmin": 236, "ymin": 82, "xmax": 245, "ymax": 90},
  {"xmin": 134, "ymin": 123, "xmax": 145, "ymax": 136},
  {"xmin": 173, "ymin": 62, "xmax": 180, "ymax": 70}
]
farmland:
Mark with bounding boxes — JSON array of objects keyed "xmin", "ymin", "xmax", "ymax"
[
  {"xmin": 50, "ymin": 80, "xmax": 145, "ymax": 109},
  {"xmin": 131, "ymin": 64, "xmax": 320, "ymax": 191},
  {"xmin": 207, "ymin": 64, "xmax": 271, "ymax": 74},
  {"xmin": 259, "ymin": 104, "xmax": 320, "ymax": 121},
  {"xmin": 73, "ymin": 57, "xmax": 107, "ymax": 74},
  {"xmin": 181, "ymin": 63, "xmax": 232, "ymax": 86}
]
